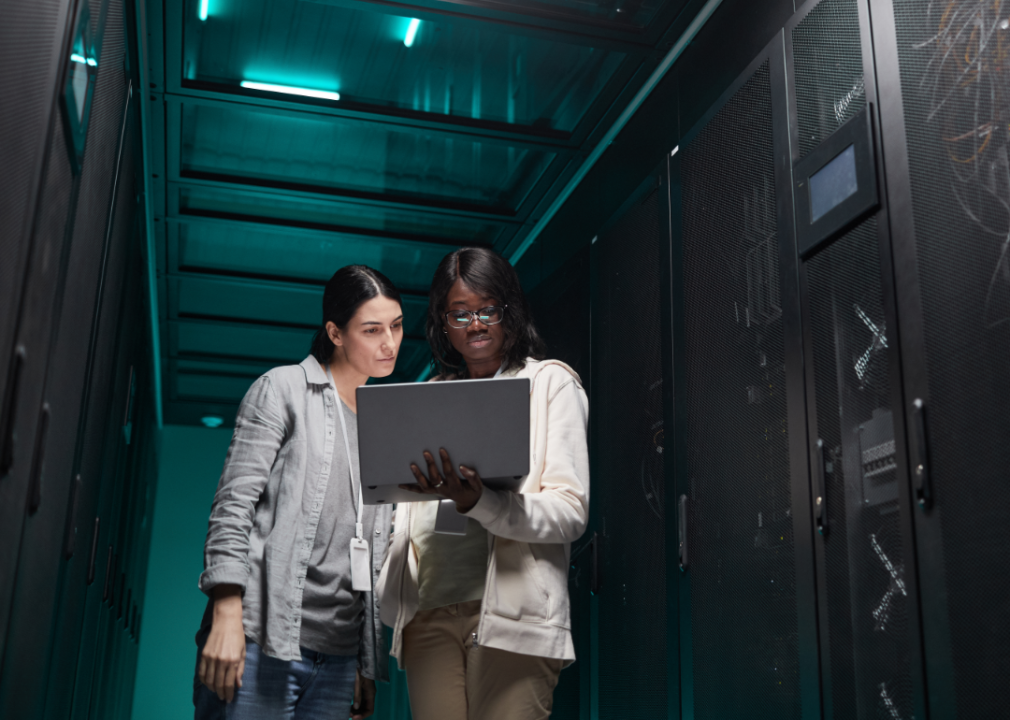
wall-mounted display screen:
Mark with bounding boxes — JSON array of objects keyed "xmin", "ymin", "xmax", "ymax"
[{"xmin": 809, "ymin": 144, "xmax": 858, "ymax": 222}]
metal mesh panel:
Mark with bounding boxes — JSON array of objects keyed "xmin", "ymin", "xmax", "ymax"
[
  {"xmin": 892, "ymin": 1, "xmax": 1010, "ymax": 715},
  {"xmin": 528, "ymin": 247, "xmax": 590, "ymax": 719},
  {"xmin": 592, "ymin": 183, "xmax": 667, "ymax": 717},
  {"xmin": 0, "ymin": 0, "xmax": 65, "ymax": 354},
  {"xmin": 792, "ymin": 0, "xmax": 866, "ymax": 159},
  {"xmin": 679, "ymin": 60, "xmax": 801, "ymax": 720},
  {"xmin": 806, "ymin": 218, "xmax": 914, "ymax": 720}
]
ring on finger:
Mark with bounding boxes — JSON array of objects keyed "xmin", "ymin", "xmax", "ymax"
[{"xmin": 433, "ymin": 480, "xmax": 445, "ymax": 488}]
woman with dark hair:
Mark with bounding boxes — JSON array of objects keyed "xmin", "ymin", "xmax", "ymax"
[
  {"xmin": 194, "ymin": 265, "xmax": 403, "ymax": 720},
  {"xmin": 376, "ymin": 248, "xmax": 590, "ymax": 720}
]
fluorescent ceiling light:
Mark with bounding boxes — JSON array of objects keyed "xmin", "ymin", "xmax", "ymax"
[
  {"xmin": 404, "ymin": 18, "xmax": 420, "ymax": 47},
  {"xmin": 199, "ymin": 0, "xmax": 209, "ymax": 21},
  {"xmin": 240, "ymin": 81, "xmax": 340, "ymax": 101}
]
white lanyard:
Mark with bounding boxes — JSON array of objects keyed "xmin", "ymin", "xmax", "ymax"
[{"xmin": 326, "ymin": 367, "xmax": 363, "ymax": 541}]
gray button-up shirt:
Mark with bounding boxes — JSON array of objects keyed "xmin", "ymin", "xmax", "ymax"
[{"xmin": 199, "ymin": 355, "xmax": 392, "ymax": 679}]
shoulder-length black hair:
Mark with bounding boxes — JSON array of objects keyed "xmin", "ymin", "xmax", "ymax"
[
  {"xmin": 426, "ymin": 248, "xmax": 545, "ymax": 377},
  {"xmin": 310, "ymin": 265, "xmax": 402, "ymax": 364}
]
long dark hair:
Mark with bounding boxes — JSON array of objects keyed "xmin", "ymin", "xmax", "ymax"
[
  {"xmin": 310, "ymin": 265, "xmax": 402, "ymax": 364},
  {"xmin": 426, "ymin": 248, "xmax": 545, "ymax": 377}
]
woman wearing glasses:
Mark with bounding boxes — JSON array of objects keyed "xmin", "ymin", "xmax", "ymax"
[
  {"xmin": 194, "ymin": 265, "xmax": 403, "ymax": 720},
  {"xmin": 377, "ymin": 248, "xmax": 590, "ymax": 720}
]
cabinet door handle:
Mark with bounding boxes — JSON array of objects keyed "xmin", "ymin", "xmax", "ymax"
[
  {"xmin": 103, "ymin": 546, "xmax": 114, "ymax": 602},
  {"xmin": 63, "ymin": 474, "xmax": 82, "ymax": 559},
  {"xmin": 0, "ymin": 346, "xmax": 26, "ymax": 476},
  {"xmin": 27, "ymin": 403, "xmax": 50, "ymax": 514},
  {"xmin": 815, "ymin": 439, "xmax": 828, "ymax": 536},
  {"xmin": 87, "ymin": 517, "xmax": 101, "ymax": 585},
  {"xmin": 678, "ymin": 494, "xmax": 689, "ymax": 571},
  {"xmin": 912, "ymin": 399, "xmax": 931, "ymax": 509}
]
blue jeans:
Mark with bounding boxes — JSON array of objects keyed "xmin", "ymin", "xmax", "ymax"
[{"xmin": 193, "ymin": 636, "xmax": 357, "ymax": 720}]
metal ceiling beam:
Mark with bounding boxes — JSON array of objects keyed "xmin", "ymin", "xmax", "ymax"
[
  {"xmin": 134, "ymin": 0, "xmax": 164, "ymax": 427},
  {"xmin": 302, "ymin": 0, "xmax": 655, "ymax": 53},
  {"xmin": 507, "ymin": 0, "xmax": 725, "ymax": 266},
  {"xmin": 167, "ymin": 177, "xmax": 522, "ymax": 224},
  {"xmin": 167, "ymin": 174, "xmax": 524, "ymax": 224},
  {"xmin": 166, "ymin": 213, "xmax": 490, "ymax": 256},
  {"xmin": 168, "ymin": 87, "xmax": 579, "ymax": 152}
]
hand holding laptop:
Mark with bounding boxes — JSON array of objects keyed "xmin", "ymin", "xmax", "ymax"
[{"xmin": 400, "ymin": 448, "xmax": 484, "ymax": 513}]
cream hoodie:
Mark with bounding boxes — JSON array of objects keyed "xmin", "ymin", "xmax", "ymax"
[{"xmin": 375, "ymin": 358, "xmax": 590, "ymax": 667}]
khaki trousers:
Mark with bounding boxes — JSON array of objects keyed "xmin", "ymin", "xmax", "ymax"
[{"xmin": 402, "ymin": 600, "xmax": 564, "ymax": 720}]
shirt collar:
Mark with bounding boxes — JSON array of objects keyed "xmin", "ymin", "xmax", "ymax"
[{"xmin": 299, "ymin": 355, "xmax": 330, "ymax": 386}]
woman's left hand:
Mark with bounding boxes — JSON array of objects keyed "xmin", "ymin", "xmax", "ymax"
[
  {"xmin": 400, "ymin": 448, "xmax": 484, "ymax": 513},
  {"xmin": 352, "ymin": 670, "xmax": 375, "ymax": 719}
]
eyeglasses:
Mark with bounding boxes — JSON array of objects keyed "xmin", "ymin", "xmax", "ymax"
[{"xmin": 444, "ymin": 305, "xmax": 507, "ymax": 329}]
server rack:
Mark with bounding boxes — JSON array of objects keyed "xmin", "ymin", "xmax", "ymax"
[{"xmin": 648, "ymin": 0, "xmax": 1010, "ymax": 717}]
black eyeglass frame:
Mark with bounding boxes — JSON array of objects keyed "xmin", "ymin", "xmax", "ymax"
[{"xmin": 443, "ymin": 305, "xmax": 508, "ymax": 329}]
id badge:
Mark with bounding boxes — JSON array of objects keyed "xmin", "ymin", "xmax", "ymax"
[{"xmin": 350, "ymin": 538, "xmax": 371, "ymax": 591}]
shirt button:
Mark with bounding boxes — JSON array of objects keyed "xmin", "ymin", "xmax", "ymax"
[{"xmin": 374, "ymin": 529, "xmax": 381, "ymax": 535}]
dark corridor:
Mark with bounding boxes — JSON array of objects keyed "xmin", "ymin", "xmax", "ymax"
[{"xmin": 2, "ymin": 0, "xmax": 1008, "ymax": 719}]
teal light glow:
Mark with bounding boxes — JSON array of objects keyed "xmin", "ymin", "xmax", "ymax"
[
  {"xmin": 199, "ymin": 0, "xmax": 209, "ymax": 21},
  {"xmin": 404, "ymin": 18, "xmax": 420, "ymax": 47},
  {"xmin": 201, "ymin": 415, "xmax": 224, "ymax": 428},
  {"xmin": 507, "ymin": 0, "xmax": 725, "ymax": 267},
  {"xmin": 240, "ymin": 81, "xmax": 340, "ymax": 101},
  {"xmin": 70, "ymin": 53, "xmax": 97, "ymax": 66}
]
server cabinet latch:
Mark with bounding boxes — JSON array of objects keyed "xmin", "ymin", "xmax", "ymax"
[
  {"xmin": 912, "ymin": 399, "xmax": 931, "ymax": 509},
  {"xmin": 678, "ymin": 495, "xmax": 689, "ymax": 571},
  {"xmin": 815, "ymin": 440, "xmax": 829, "ymax": 536}
]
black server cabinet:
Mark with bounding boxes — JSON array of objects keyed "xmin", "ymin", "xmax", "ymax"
[
  {"xmin": 527, "ymin": 245, "xmax": 592, "ymax": 720},
  {"xmin": 666, "ymin": 39, "xmax": 817, "ymax": 720},
  {"xmin": 783, "ymin": 1, "xmax": 927, "ymax": 719},
  {"xmin": 590, "ymin": 176, "xmax": 670, "ymax": 719},
  {"xmin": 0, "ymin": 62, "xmax": 83, "ymax": 663},
  {"xmin": 872, "ymin": 0, "xmax": 1010, "ymax": 716},
  {"xmin": 0, "ymin": 0, "xmax": 75, "ymax": 478}
]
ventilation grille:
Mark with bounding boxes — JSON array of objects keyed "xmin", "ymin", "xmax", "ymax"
[
  {"xmin": 678, "ymin": 59, "xmax": 801, "ymax": 720},
  {"xmin": 592, "ymin": 181, "xmax": 667, "ymax": 717},
  {"xmin": 0, "ymin": 0, "xmax": 65, "ymax": 322},
  {"xmin": 792, "ymin": 0, "xmax": 866, "ymax": 159},
  {"xmin": 806, "ymin": 217, "xmax": 914, "ymax": 720},
  {"xmin": 892, "ymin": 1, "xmax": 1010, "ymax": 716}
]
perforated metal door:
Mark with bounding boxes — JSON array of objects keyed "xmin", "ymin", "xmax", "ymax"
[
  {"xmin": 790, "ymin": 2, "xmax": 918, "ymax": 717},
  {"xmin": 888, "ymin": 1, "xmax": 1010, "ymax": 715},
  {"xmin": 591, "ymin": 180, "xmax": 668, "ymax": 718},
  {"xmin": 804, "ymin": 218, "xmax": 915, "ymax": 720},
  {"xmin": 528, "ymin": 245, "xmax": 591, "ymax": 719},
  {"xmin": 676, "ymin": 59, "xmax": 802, "ymax": 720}
]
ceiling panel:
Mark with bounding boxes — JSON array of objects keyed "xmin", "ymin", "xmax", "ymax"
[
  {"xmin": 172, "ymin": 274, "xmax": 429, "ymax": 338},
  {"xmin": 172, "ymin": 318, "xmax": 314, "ymax": 362},
  {"xmin": 173, "ymin": 185, "xmax": 511, "ymax": 245},
  {"xmin": 173, "ymin": 223, "xmax": 460, "ymax": 293},
  {"xmin": 148, "ymin": 0, "xmax": 708, "ymax": 424},
  {"xmin": 179, "ymin": 102, "xmax": 556, "ymax": 210},
  {"xmin": 174, "ymin": 365, "xmax": 264, "ymax": 403},
  {"xmin": 183, "ymin": 0, "xmax": 625, "ymax": 133},
  {"xmin": 488, "ymin": 0, "xmax": 667, "ymax": 28}
]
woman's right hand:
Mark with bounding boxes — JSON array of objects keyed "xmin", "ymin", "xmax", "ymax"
[{"xmin": 198, "ymin": 584, "xmax": 246, "ymax": 702}]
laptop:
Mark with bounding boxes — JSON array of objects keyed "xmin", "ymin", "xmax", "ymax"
[{"xmin": 356, "ymin": 377, "xmax": 530, "ymax": 506}]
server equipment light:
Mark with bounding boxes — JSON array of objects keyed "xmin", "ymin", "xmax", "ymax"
[
  {"xmin": 404, "ymin": 19, "xmax": 421, "ymax": 47},
  {"xmin": 240, "ymin": 81, "xmax": 341, "ymax": 101},
  {"xmin": 199, "ymin": 0, "xmax": 209, "ymax": 21}
]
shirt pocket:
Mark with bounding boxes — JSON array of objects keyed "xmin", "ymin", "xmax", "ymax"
[{"xmin": 488, "ymin": 538, "xmax": 549, "ymax": 622}]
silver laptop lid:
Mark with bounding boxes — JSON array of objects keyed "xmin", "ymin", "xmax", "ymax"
[{"xmin": 356, "ymin": 377, "xmax": 530, "ymax": 506}]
